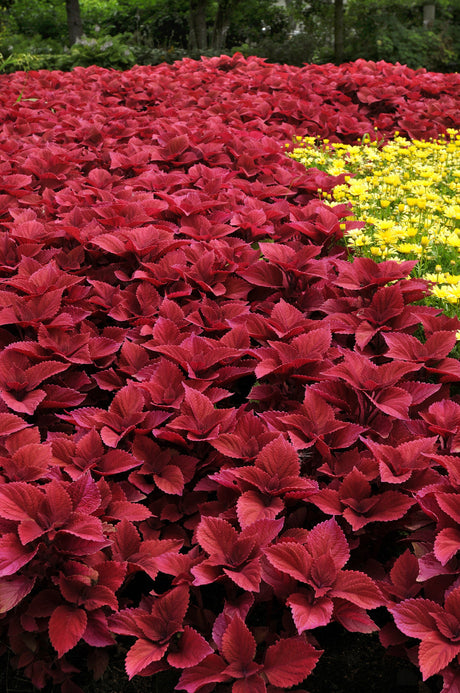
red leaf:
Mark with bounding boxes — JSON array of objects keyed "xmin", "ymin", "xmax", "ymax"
[
  {"xmin": 370, "ymin": 491, "xmax": 415, "ymax": 523},
  {"xmin": 232, "ymin": 675, "xmax": 266, "ymax": 693},
  {"xmin": 389, "ymin": 549, "xmax": 420, "ymax": 599},
  {"xmin": 99, "ymin": 450, "xmax": 142, "ymax": 475},
  {"xmin": 167, "ymin": 626, "xmax": 213, "ymax": 668},
  {"xmin": 0, "ymin": 413, "xmax": 31, "ymax": 435},
  {"xmin": 390, "ymin": 598, "xmax": 442, "ymax": 639},
  {"xmin": 176, "ymin": 654, "xmax": 229, "ymax": 693},
  {"xmin": 368, "ymin": 387, "xmax": 412, "ymax": 419},
  {"xmin": 223, "ymin": 558, "xmax": 262, "ymax": 592},
  {"xmin": 306, "ymin": 518, "xmax": 350, "ymax": 570},
  {"xmin": 125, "ymin": 638, "xmax": 168, "ymax": 679},
  {"xmin": 0, "ymin": 482, "xmax": 41, "ymax": 521},
  {"xmin": 434, "ymin": 528, "xmax": 460, "ymax": 566},
  {"xmin": 418, "ymin": 636, "xmax": 460, "ymax": 680},
  {"xmin": 437, "ymin": 493, "xmax": 460, "ymax": 524},
  {"xmin": 222, "ymin": 615, "xmax": 256, "ymax": 666},
  {"xmin": 154, "ymin": 465, "xmax": 184, "ymax": 495},
  {"xmin": 196, "ymin": 516, "xmax": 239, "ymax": 560},
  {"xmin": 287, "ymin": 593, "xmax": 333, "ymax": 632},
  {"xmin": 0, "ymin": 533, "xmax": 38, "ymax": 577},
  {"xmin": 332, "ymin": 570, "xmax": 384, "ymax": 609},
  {"xmin": 333, "ymin": 600, "xmax": 378, "ymax": 633},
  {"xmin": 237, "ymin": 491, "xmax": 284, "ymax": 528},
  {"xmin": 1, "ymin": 388, "xmax": 46, "ymax": 415},
  {"xmin": 25, "ymin": 360, "xmax": 69, "ymax": 389},
  {"xmin": 112, "ymin": 518, "xmax": 140, "ymax": 560},
  {"xmin": 264, "ymin": 637, "xmax": 322, "ymax": 686},
  {"xmin": 49, "ymin": 605, "xmax": 88, "ymax": 658},
  {"xmin": 0, "ymin": 575, "xmax": 35, "ymax": 613},
  {"xmin": 67, "ymin": 475, "xmax": 101, "ymax": 514},
  {"xmin": 264, "ymin": 542, "xmax": 311, "ymax": 583},
  {"xmin": 255, "ymin": 436, "xmax": 299, "ymax": 478},
  {"xmin": 83, "ymin": 610, "xmax": 115, "ymax": 648}
]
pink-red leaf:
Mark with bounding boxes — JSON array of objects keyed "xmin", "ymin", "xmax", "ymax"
[
  {"xmin": 221, "ymin": 615, "xmax": 256, "ymax": 666},
  {"xmin": 264, "ymin": 637, "xmax": 322, "ymax": 686},
  {"xmin": 49, "ymin": 605, "xmax": 88, "ymax": 658}
]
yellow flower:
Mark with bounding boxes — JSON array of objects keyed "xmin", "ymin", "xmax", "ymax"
[{"xmin": 287, "ymin": 129, "xmax": 460, "ymax": 315}]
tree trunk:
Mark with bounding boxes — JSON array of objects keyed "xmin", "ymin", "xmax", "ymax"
[
  {"xmin": 189, "ymin": 0, "xmax": 208, "ymax": 51},
  {"xmin": 65, "ymin": 0, "xmax": 83, "ymax": 45},
  {"xmin": 423, "ymin": 3, "xmax": 435, "ymax": 28},
  {"xmin": 334, "ymin": 0, "xmax": 344, "ymax": 64},
  {"xmin": 211, "ymin": 0, "xmax": 241, "ymax": 51}
]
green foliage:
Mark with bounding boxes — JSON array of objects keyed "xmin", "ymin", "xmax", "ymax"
[
  {"xmin": 4, "ymin": 0, "xmax": 67, "ymax": 41},
  {"xmin": 79, "ymin": 0, "xmax": 120, "ymax": 36},
  {"xmin": 226, "ymin": 0, "xmax": 290, "ymax": 46},
  {"xmin": 233, "ymin": 33, "xmax": 319, "ymax": 67},
  {"xmin": 0, "ymin": 0, "xmax": 458, "ymax": 72},
  {"xmin": 100, "ymin": 0, "xmax": 190, "ymax": 46},
  {"xmin": 56, "ymin": 32, "xmax": 136, "ymax": 69},
  {"xmin": 0, "ymin": 49, "xmax": 42, "ymax": 72},
  {"xmin": 345, "ymin": 0, "xmax": 460, "ymax": 71}
]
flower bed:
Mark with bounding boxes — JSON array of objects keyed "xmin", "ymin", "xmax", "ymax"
[
  {"xmin": 0, "ymin": 55, "xmax": 459, "ymax": 693},
  {"xmin": 288, "ymin": 130, "xmax": 460, "ymax": 314}
]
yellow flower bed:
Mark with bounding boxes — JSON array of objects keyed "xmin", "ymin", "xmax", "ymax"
[{"xmin": 288, "ymin": 129, "xmax": 460, "ymax": 314}]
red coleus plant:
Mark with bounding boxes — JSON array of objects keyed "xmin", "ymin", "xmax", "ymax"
[
  {"xmin": 177, "ymin": 613, "xmax": 321, "ymax": 693},
  {"xmin": 264, "ymin": 519, "xmax": 385, "ymax": 633},
  {"xmin": 109, "ymin": 586, "xmax": 213, "ymax": 678},
  {"xmin": 0, "ymin": 55, "xmax": 458, "ymax": 692},
  {"xmin": 210, "ymin": 436, "xmax": 318, "ymax": 527},
  {"xmin": 192, "ymin": 516, "xmax": 284, "ymax": 591},
  {"xmin": 390, "ymin": 587, "xmax": 460, "ymax": 681}
]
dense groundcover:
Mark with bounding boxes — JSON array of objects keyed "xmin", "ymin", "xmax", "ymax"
[{"xmin": 0, "ymin": 54, "xmax": 460, "ymax": 693}]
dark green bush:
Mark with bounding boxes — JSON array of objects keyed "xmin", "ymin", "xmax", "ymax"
[
  {"xmin": 3, "ymin": 0, "xmax": 67, "ymax": 41},
  {"xmin": 344, "ymin": 0, "xmax": 460, "ymax": 71},
  {"xmin": 233, "ymin": 33, "xmax": 319, "ymax": 67},
  {"xmin": 0, "ymin": 0, "xmax": 458, "ymax": 72}
]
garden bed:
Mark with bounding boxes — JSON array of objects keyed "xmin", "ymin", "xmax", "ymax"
[{"xmin": 0, "ymin": 55, "xmax": 459, "ymax": 693}]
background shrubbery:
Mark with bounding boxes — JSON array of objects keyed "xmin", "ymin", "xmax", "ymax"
[{"xmin": 0, "ymin": 0, "xmax": 459, "ymax": 72}]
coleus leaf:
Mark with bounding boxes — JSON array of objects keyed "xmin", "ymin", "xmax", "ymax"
[
  {"xmin": 264, "ymin": 637, "xmax": 322, "ymax": 686},
  {"xmin": 176, "ymin": 654, "xmax": 229, "ymax": 693},
  {"xmin": 332, "ymin": 570, "xmax": 385, "ymax": 609},
  {"xmin": 264, "ymin": 542, "xmax": 311, "ymax": 583},
  {"xmin": 0, "ymin": 413, "xmax": 31, "ymax": 435},
  {"xmin": 167, "ymin": 626, "xmax": 213, "ymax": 669},
  {"xmin": 418, "ymin": 636, "xmax": 460, "ymax": 680},
  {"xmin": 221, "ymin": 615, "xmax": 256, "ymax": 667},
  {"xmin": 125, "ymin": 639, "xmax": 168, "ymax": 679},
  {"xmin": 0, "ymin": 482, "xmax": 42, "ymax": 521},
  {"xmin": 0, "ymin": 533, "xmax": 38, "ymax": 577},
  {"xmin": 287, "ymin": 593, "xmax": 333, "ymax": 632},
  {"xmin": 389, "ymin": 598, "xmax": 442, "ymax": 639},
  {"xmin": 0, "ymin": 575, "xmax": 36, "ymax": 613},
  {"xmin": 434, "ymin": 527, "xmax": 460, "ymax": 566},
  {"xmin": 49, "ymin": 605, "xmax": 88, "ymax": 658}
]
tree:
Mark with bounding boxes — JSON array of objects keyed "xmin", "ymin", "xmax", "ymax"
[
  {"xmin": 188, "ymin": 0, "xmax": 244, "ymax": 51},
  {"xmin": 65, "ymin": 0, "xmax": 83, "ymax": 45},
  {"xmin": 189, "ymin": 0, "xmax": 208, "ymax": 50},
  {"xmin": 345, "ymin": 0, "xmax": 460, "ymax": 71},
  {"xmin": 334, "ymin": 0, "xmax": 344, "ymax": 62},
  {"xmin": 211, "ymin": 0, "xmax": 243, "ymax": 50}
]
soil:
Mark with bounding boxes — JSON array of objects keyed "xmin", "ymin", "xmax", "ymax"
[{"xmin": 0, "ymin": 626, "xmax": 442, "ymax": 693}]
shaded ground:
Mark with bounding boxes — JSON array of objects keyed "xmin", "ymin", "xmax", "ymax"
[{"xmin": 0, "ymin": 627, "xmax": 442, "ymax": 693}]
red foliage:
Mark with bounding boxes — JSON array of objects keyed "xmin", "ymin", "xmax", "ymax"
[{"xmin": 0, "ymin": 55, "xmax": 459, "ymax": 692}]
